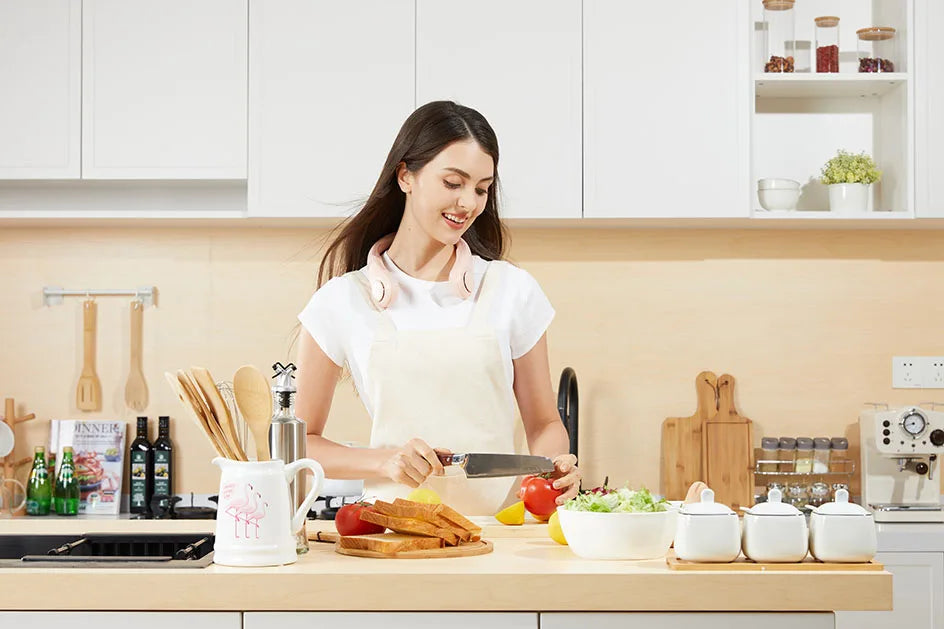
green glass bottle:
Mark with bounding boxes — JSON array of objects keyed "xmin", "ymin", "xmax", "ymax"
[
  {"xmin": 54, "ymin": 446, "xmax": 80, "ymax": 516},
  {"xmin": 25, "ymin": 446, "xmax": 51, "ymax": 516}
]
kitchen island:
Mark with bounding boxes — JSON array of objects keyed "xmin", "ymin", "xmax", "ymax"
[{"xmin": 0, "ymin": 517, "xmax": 890, "ymax": 623}]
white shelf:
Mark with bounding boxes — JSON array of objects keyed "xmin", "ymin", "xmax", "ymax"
[
  {"xmin": 755, "ymin": 73, "xmax": 908, "ymax": 99},
  {"xmin": 752, "ymin": 209, "xmax": 913, "ymax": 219}
]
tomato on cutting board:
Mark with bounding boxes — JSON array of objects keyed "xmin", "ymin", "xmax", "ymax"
[
  {"xmin": 335, "ymin": 502, "xmax": 386, "ymax": 536},
  {"xmin": 519, "ymin": 474, "xmax": 563, "ymax": 518}
]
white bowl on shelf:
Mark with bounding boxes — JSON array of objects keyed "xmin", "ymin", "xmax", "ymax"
[
  {"xmin": 757, "ymin": 179, "xmax": 801, "ymax": 211},
  {"xmin": 557, "ymin": 506, "xmax": 678, "ymax": 560}
]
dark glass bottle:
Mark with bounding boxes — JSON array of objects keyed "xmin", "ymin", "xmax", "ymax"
[
  {"xmin": 129, "ymin": 416, "xmax": 153, "ymax": 515},
  {"xmin": 26, "ymin": 446, "xmax": 51, "ymax": 516},
  {"xmin": 54, "ymin": 446, "xmax": 80, "ymax": 515},
  {"xmin": 151, "ymin": 416, "xmax": 173, "ymax": 512}
]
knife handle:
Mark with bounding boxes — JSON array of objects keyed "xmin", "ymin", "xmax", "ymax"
[{"xmin": 437, "ymin": 452, "xmax": 459, "ymax": 466}]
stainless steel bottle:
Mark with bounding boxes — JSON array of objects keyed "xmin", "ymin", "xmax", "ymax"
[{"xmin": 267, "ymin": 362, "xmax": 309, "ymax": 553}]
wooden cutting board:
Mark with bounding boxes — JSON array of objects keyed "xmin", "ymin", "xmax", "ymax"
[
  {"xmin": 666, "ymin": 552, "xmax": 883, "ymax": 571},
  {"xmin": 661, "ymin": 371, "xmax": 717, "ymax": 500},
  {"xmin": 309, "ymin": 530, "xmax": 494, "ymax": 559},
  {"xmin": 703, "ymin": 374, "xmax": 754, "ymax": 512}
]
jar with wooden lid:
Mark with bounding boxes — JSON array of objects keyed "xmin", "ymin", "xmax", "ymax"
[
  {"xmin": 815, "ymin": 16, "xmax": 840, "ymax": 73},
  {"xmin": 857, "ymin": 27, "xmax": 896, "ymax": 73},
  {"xmin": 763, "ymin": 0, "xmax": 795, "ymax": 72}
]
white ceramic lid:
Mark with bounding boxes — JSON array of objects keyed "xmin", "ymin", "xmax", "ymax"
[
  {"xmin": 680, "ymin": 488, "xmax": 735, "ymax": 515},
  {"xmin": 744, "ymin": 488, "xmax": 802, "ymax": 516},
  {"xmin": 810, "ymin": 488, "xmax": 872, "ymax": 516}
]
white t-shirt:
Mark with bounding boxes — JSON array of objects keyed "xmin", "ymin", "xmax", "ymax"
[{"xmin": 297, "ymin": 253, "xmax": 555, "ymax": 418}]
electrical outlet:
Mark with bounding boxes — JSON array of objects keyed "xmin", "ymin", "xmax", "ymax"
[
  {"xmin": 923, "ymin": 357, "xmax": 944, "ymax": 389},
  {"xmin": 893, "ymin": 356, "xmax": 924, "ymax": 388}
]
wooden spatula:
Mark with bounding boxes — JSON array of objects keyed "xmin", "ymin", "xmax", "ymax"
[
  {"xmin": 124, "ymin": 300, "xmax": 148, "ymax": 411},
  {"xmin": 76, "ymin": 300, "xmax": 102, "ymax": 411},
  {"xmin": 233, "ymin": 365, "xmax": 273, "ymax": 462},
  {"xmin": 190, "ymin": 366, "xmax": 247, "ymax": 461},
  {"xmin": 165, "ymin": 372, "xmax": 227, "ymax": 458}
]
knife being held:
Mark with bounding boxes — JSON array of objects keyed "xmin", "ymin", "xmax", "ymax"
[{"xmin": 436, "ymin": 452, "xmax": 555, "ymax": 478}]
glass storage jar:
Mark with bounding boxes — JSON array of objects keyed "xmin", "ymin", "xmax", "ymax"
[
  {"xmin": 786, "ymin": 482, "xmax": 808, "ymax": 509},
  {"xmin": 778, "ymin": 437, "xmax": 797, "ymax": 472},
  {"xmin": 829, "ymin": 437, "xmax": 850, "ymax": 473},
  {"xmin": 760, "ymin": 437, "xmax": 779, "ymax": 472},
  {"xmin": 809, "ymin": 481, "xmax": 831, "ymax": 507},
  {"xmin": 815, "ymin": 16, "xmax": 840, "ymax": 73},
  {"xmin": 857, "ymin": 27, "xmax": 896, "ymax": 73},
  {"xmin": 763, "ymin": 0, "xmax": 796, "ymax": 72},
  {"xmin": 813, "ymin": 437, "xmax": 831, "ymax": 473},
  {"xmin": 795, "ymin": 437, "xmax": 814, "ymax": 473}
]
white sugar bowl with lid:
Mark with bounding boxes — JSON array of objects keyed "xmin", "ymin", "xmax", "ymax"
[
  {"xmin": 808, "ymin": 488, "xmax": 877, "ymax": 563},
  {"xmin": 741, "ymin": 488, "xmax": 808, "ymax": 563},
  {"xmin": 674, "ymin": 488, "xmax": 741, "ymax": 563}
]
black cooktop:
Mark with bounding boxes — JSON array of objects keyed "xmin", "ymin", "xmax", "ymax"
[{"xmin": 0, "ymin": 533, "xmax": 215, "ymax": 568}]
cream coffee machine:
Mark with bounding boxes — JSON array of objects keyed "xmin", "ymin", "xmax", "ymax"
[{"xmin": 860, "ymin": 405, "xmax": 944, "ymax": 522}]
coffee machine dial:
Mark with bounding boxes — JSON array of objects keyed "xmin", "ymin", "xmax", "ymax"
[{"xmin": 902, "ymin": 409, "xmax": 928, "ymax": 438}]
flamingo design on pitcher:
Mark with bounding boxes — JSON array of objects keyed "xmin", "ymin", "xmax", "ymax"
[
  {"xmin": 223, "ymin": 483, "xmax": 255, "ymax": 538},
  {"xmin": 243, "ymin": 498, "xmax": 269, "ymax": 539}
]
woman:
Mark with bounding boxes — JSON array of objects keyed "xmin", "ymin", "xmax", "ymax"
[{"xmin": 296, "ymin": 100, "xmax": 580, "ymax": 515}]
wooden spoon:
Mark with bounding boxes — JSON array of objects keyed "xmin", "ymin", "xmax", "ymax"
[
  {"xmin": 233, "ymin": 365, "xmax": 273, "ymax": 462},
  {"xmin": 177, "ymin": 370, "xmax": 235, "ymax": 459},
  {"xmin": 189, "ymin": 366, "xmax": 247, "ymax": 461}
]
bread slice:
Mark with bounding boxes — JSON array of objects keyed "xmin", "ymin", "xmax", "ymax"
[
  {"xmin": 339, "ymin": 533, "xmax": 443, "ymax": 554},
  {"xmin": 375, "ymin": 500, "xmax": 471, "ymax": 542},
  {"xmin": 438, "ymin": 503, "xmax": 483, "ymax": 537},
  {"xmin": 359, "ymin": 510, "xmax": 460, "ymax": 546}
]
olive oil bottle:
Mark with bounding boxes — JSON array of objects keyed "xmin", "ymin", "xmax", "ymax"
[
  {"xmin": 151, "ymin": 416, "xmax": 173, "ymax": 511},
  {"xmin": 129, "ymin": 416, "xmax": 153, "ymax": 515}
]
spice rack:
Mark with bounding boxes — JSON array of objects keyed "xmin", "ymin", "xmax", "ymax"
[{"xmin": 753, "ymin": 459, "xmax": 855, "ymax": 478}]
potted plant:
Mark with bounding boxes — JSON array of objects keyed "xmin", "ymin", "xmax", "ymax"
[{"xmin": 820, "ymin": 150, "xmax": 882, "ymax": 214}]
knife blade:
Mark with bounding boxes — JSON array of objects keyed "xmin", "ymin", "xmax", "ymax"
[{"xmin": 436, "ymin": 452, "xmax": 555, "ymax": 478}]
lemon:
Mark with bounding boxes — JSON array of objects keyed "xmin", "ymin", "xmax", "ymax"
[
  {"xmin": 495, "ymin": 500, "xmax": 526, "ymax": 525},
  {"xmin": 547, "ymin": 511, "xmax": 567, "ymax": 545},
  {"xmin": 406, "ymin": 487, "xmax": 441, "ymax": 504}
]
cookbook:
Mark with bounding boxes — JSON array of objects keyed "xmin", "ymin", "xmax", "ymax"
[{"xmin": 50, "ymin": 420, "xmax": 127, "ymax": 514}]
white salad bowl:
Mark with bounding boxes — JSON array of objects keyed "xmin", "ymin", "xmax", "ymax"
[{"xmin": 557, "ymin": 506, "xmax": 678, "ymax": 560}]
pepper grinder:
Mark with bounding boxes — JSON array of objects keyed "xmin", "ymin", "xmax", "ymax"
[{"xmin": 268, "ymin": 362, "xmax": 309, "ymax": 553}]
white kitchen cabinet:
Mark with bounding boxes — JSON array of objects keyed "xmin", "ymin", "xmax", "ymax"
[
  {"xmin": 583, "ymin": 0, "xmax": 749, "ymax": 218},
  {"xmin": 835, "ymin": 552, "xmax": 944, "ymax": 629},
  {"xmin": 244, "ymin": 612, "xmax": 537, "ymax": 629},
  {"xmin": 542, "ymin": 613, "xmax": 833, "ymax": 628},
  {"xmin": 916, "ymin": 0, "xmax": 943, "ymax": 217},
  {"xmin": 248, "ymin": 0, "xmax": 414, "ymax": 218},
  {"xmin": 0, "ymin": 0, "xmax": 81, "ymax": 179},
  {"xmin": 415, "ymin": 0, "xmax": 581, "ymax": 219},
  {"xmin": 0, "ymin": 613, "xmax": 241, "ymax": 629},
  {"xmin": 82, "ymin": 0, "xmax": 247, "ymax": 179}
]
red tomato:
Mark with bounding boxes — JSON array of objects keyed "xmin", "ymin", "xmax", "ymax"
[
  {"xmin": 520, "ymin": 475, "xmax": 563, "ymax": 517},
  {"xmin": 335, "ymin": 503, "xmax": 386, "ymax": 536}
]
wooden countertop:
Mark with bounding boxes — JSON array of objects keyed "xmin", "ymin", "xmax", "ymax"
[{"xmin": 0, "ymin": 518, "xmax": 891, "ymax": 612}]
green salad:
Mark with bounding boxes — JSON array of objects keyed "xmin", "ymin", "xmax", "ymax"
[{"xmin": 562, "ymin": 485, "xmax": 668, "ymax": 513}]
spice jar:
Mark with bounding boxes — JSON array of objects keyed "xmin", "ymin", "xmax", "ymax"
[
  {"xmin": 795, "ymin": 438, "xmax": 814, "ymax": 473},
  {"xmin": 809, "ymin": 481, "xmax": 831, "ymax": 507},
  {"xmin": 763, "ymin": 0, "xmax": 796, "ymax": 72},
  {"xmin": 857, "ymin": 27, "xmax": 896, "ymax": 73},
  {"xmin": 829, "ymin": 437, "xmax": 850, "ymax": 473},
  {"xmin": 815, "ymin": 16, "xmax": 840, "ymax": 73},
  {"xmin": 760, "ymin": 437, "xmax": 779, "ymax": 473},
  {"xmin": 813, "ymin": 437, "xmax": 831, "ymax": 474},
  {"xmin": 786, "ymin": 482, "xmax": 808, "ymax": 509},
  {"xmin": 778, "ymin": 437, "xmax": 797, "ymax": 472}
]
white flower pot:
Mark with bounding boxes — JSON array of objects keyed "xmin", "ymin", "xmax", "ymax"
[{"xmin": 828, "ymin": 183, "xmax": 870, "ymax": 214}]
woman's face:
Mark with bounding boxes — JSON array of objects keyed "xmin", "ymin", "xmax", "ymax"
[{"xmin": 398, "ymin": 139, "xmax": 494, "ymax": 246}]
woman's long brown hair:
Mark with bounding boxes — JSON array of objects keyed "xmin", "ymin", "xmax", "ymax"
[{"xmin": 317, "ymin": 101, "xmax": 507, "ymax": 287}]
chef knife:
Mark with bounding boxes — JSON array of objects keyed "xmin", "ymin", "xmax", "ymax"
[{"xmin": 436, "ymin": 453, "xmax": 555, "ymax": 478}]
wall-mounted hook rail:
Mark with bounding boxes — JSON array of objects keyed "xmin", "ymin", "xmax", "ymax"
[{"xmin": 42, "ymin": 286, "xmax": 157, "ymax": 308}]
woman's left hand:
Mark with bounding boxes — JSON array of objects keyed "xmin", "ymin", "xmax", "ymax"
[{"xmin": 550, "ymin": 454, "xmax": 581, "ymax": 505}]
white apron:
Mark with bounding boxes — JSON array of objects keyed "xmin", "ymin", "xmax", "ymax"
[{"xmin": 353, "ymin": 262, "xmax": 518, "ymax": 515}]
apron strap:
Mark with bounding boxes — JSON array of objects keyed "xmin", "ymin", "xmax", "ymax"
[
  {"xmin": 468, "ymin": 262, "xmax": 503, "ymax": 332},
  {"xmin": 350, "ymin": 271, "xmax": 398, "ymax": 341}
]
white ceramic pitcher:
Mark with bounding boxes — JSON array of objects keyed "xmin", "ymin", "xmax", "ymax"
[{"xmin": 212, "ymin": 457, "xmax": 324, "ymax": 567}]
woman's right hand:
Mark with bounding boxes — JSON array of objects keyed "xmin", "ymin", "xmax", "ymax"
[{"xmin": 379, "ymin": 438, "xmax": 446, "ymax": 488}]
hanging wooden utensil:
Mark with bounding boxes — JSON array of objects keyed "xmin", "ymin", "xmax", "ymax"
[
  {"xmin": 124, "ymin": 300, "xmax": 148, "ymax": 411},
  {"xmin": 76, "ymin": 300, "xmax": 102, "ymax": 411},
  {"xmin": 661, "ymin": 371, "xmax": 716, "ymax": 500},
  {"xmin": 703, "ymin": 374, "xmax": 754, "ymax": 512}
]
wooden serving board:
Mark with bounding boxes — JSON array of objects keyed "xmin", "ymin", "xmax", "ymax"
[
  {"xmin": 335, "ymin": 539, "xmax": 493, "ymax": 559},
  {"xmin": 661, "ymin": 371, "xmax": 717, "ymax": 500},
  {"xmin": 666, "ymin": 552, "xmax": 883, "ymax": 571},
  {"xmin": 703, "ymin": 374, "xmax": 754, "ymax": 513}
]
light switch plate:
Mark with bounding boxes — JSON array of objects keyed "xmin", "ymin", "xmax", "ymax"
[{"xmin": 892, "ymin": 356, "xmax": 923, "ymax": 388}]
